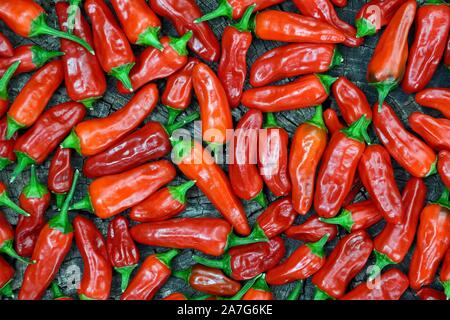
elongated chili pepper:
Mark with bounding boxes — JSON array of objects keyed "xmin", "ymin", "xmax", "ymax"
[
  {"xmin": 440, "ymin": 248, "xmax": 450, "ymax": 298},
  {"xmin": 48, "ymin": 148, "xmax": 73, "ymax": 209},
  {"xmin": 15, "ymin": 166, "xmax": 49, "ymax": 257},
  {"xmin": 18, "ymin": 170, "xmax": 79, "ymax": 300},
  {"xmin": 409, "ymin": 188, "xmax": 450, "ymax": 290},
  {"xmin": 438, "ymin": 150, "xmax": 450, "ymax": 189},
  {"xmin": 0, "ymin": 183, "xmax": 29, "ymax": 217},
  {"xmin": 0, "ymin": 61, "xmax": 20, "ymax": 118},
  {"xmin": 250, "ymin": 44, "xmax": 342, "ymax": 87},
  {"xmin": 415, "ymin": 88, "xmax": 450, "ymax": 119},
  {"xmin": 117, "ymin": 33, "xmax": 192, "ymax": 93},
  {"xmin": 416, "ymin": 287, "xmax": 446, "ymax": 300},
  {"xmin": 242, "ymin": 74, "xmax": 336, "ymax": 112},
  {"xmin": 172, "ymin": 139, "xmax": 249, "ymax": 235},
  {"xmin": 373, "ymin": 102, "xmax": 437, "ymax": 178},
  {"xmin": 192, "ymin": 237, "xmax": 285, "ymax": 281},
  {"xmin": 50, "ymin": 282, "xmax": 73, "ymax": 300},
  {"xmin": 341, "ymin": 269, "xmax": 409, "ymax": 300},
  {"xmin": 243, "ymin": 274, "xmax": 273, "ymax": 300},
  {"xmin": 0, "ymin": 117, "xmax": 16, "ymax": 171},
  {"xmin": 0, "ymin": 0, "xmax": 94, "ymax": 54},
  {"xmin": 289, "ymin": 106, "xmax": 327, "ymax": 214},
  {"xmin": 106, "ymin": 216, "xmax": 140, "ymax": 293},
  {"xmin": 6, "ymin": 60, "xmax": 64, "ymax": 139},
  {"xmin": 0, "ymin": 211, "xmax": 31, "ymax": 263},
  {"xmin": 402, "ymin": 1, "xmax": 450, "ymax": 93},
  {"xmin": 292, "ymin": 0, "xmax": 363, "ymax": 47},
  {"xmin": 61, "ymin": 84, "xmax": 158, "ymax": 157},
  {"xmin": 367, "ymin": 0, "xmax": 417, "ymax": 107},
  {"xmin": 0, "ymin": 256, "xmax": 14, "ymax": 298},
  {"xmin": 11, "ymin": 102, "xmax": 86, "ymax": 182},
  {"xmin": 0, "ymin": 32, "xmax": 12, "ymax": 58},
  {"xmin": 131, "ymin": 217, "xmax": 268, "ymax": 256},
  {"xmin": 323, "ymin": 108, "xmax": 344, "ymax": 134},
  {"xmin": 285, "ymin": 215, "xmax": 337, "ymax": 243},
  {"xmin": 312, "ymin": 230, "xmax": 373, "ymax": 300},
  {"xmin": 266, "ymin": 234, "xmax": 329, "ymax": 285},
  {"xmin": 255, "ymin": 197, "xmax": 296, "ymax": 238},
  {"xmin": 85, "ymin": 0, "xmax": 135, "ymax": 91},
  {"xmin": 71, "ymin": 160, "xmax": 176, "ymax": 220},
  {"xmin": 409, "ymin": 112, "xmax": 450, "ymax": 151},
  {"xmin": 121, "ymin": 249, "xmax": 179, "ymax": 300},
  {"xmin": 314, "ymin": 116, "xmax": 370, "ymax": 218},
  {"xmin": 56, "ymin": 1, "xmax": 106, "ymax": 108},
  {"xmin": 228, "ymin": 109, "xmax": 266, "ymax": 206}
]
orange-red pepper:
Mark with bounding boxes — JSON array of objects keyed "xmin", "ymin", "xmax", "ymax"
[
  {"xmin": 416, "ymin": 287, "xmax": 446, "ymax": 300},
  {"xmin": 323, "ymin": 108, "xmax": 344, "ymax": 134},
  {"xmin": 409, "ymin": 112, "xmax": 450, "ymax": 151},
  {"xmin": 438, "ymin": 150, "xmax": 450, "ymax": 189},
  {"xmin": 415, "ymin": 87, "xmax": 450, "ymax": 119},
  {"xmin": 331, "ymin": 0, "xmax": 347, "ymax": 7},
  {"xmin": 0, "ymin": 256, "xmax": 14, "ymax": 298},
  {"xmin": 0, "ymin": 61, "xmax": 19, "ymax": 118},
  {"xmin": 285, "ymin": 215, "xmax": 338, "ymax": 243},
  {"xmin": 256, "ymin": 197, "xmax": 296, "ymax": 238},
  {"xmin": 242, "ymin": 274, "xmax": 273, "ymax": 300},
  {"xmin": 48, "ymin": 148, "xmax": 73, "ymax": 209},
  {"xmin": 0, "ymin": 31, "xmax": 12, "ymax": 58}
]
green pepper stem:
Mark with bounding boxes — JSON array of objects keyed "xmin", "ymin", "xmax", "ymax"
[
  {"xmin": 286, "ymin": 280, "xmax": 304, "ymax": 300},
  {"xmin": 0, "ymin": 158, "xmax": 12, "ymax": 171},
  {"xmin": 55, "ymin": 193, "xmax": 66, "ymax": 210},
  {"xmin": 424, "ymin": 0, "xmax": 445, "ymax": 5},
  {"xmin": 0, "ymin": 61, "xmax": 20, "ymax": 100},
  {"xmin": 1, "ymin": 239, "xmax": 33, "ymax": 264},
  {"xmin": 194, "ymin": 0, "xmax": 233, "ymax": 23},
  {"xmin": 31, "ymin": 45, "xmax": 64, "ymax": 68},
  {"xmin": 79, "ymin": 294, "xmax": 95, "ymax": 300},
  {"xmin": 164, "ymin": 112, "xmax": 200, "ymax": 136},
  {"xmin": 0, "ymin": 280, "xmax": 13, "ymax": 298},
  {"xmin": 115, "ymin": 264, "xmax": 138, "ymax": 293},
  {"xmin": 226, "ymin": 274, "xmax": 261, "ymax": 301},
  {"xmin": 170, "ymin": 139, "xmax": 194, "ymax": 163},
  {"xmin": 169, "ymin": 31, "xmax": 193, "ymax": 56},
  {"xmin": 136, "ymin": 26, "xmax": 163, "ymax": 50},
  {"xmin": 306, "ymin": 234, "xmax": 329, "ymax": 258},
  {"xmin": 6, "ymin": 115, "xmax": 25, "ymax": 140},
  {"xmin": 110, "ymin": 63, "xmax": 135, "ymax": 92},
  {"xmin": 306, "ymin": 105, "xmax": 327, "ymax": 131},
  {"xmin": 426, "ymin": 157, "xmax": 438, "ymax": 177},
  {"xmin": 355, "ymin": 18, "xmax": 377, "ymax": 38},
  {"xmin": 80, "ymin": 97, "xmax": 100, "ymax": 109},
  {"xmin": 168, "ymin": 180, "xmax": 196, "ymax": 205},
  {"xmin": 10, "ymin": 151, "xmax": 36, "ymax": 183},
  {"xmin": 50, "ymin": 282, "xmax": 66, "ymax": 299},
  {"xmin": 263, "ymin": 112, "xmax": 279, "ymax": 129},
  {"xmin": 156, "ymin": 249, "xmax": 180, "ymax": 268},
  {"xmin": 330, "ymin": 48, "xmax": 344, "ymax": 69},
  {"xmin": 232, "ymin": 5, "xmax": 256, "ymax": 32},
  {"xmin": 67, "ymin": 0, "xmax": 82, "ymax": 34},
  {"xmin": 226, "ymin": 224, "xmax": 268, "ymax": 250},
  {"xmin": 435, "ymin": 187, "xmax": 450, "ymax": 209},
  {"xmin": 69, "ymin": 193, "xmax": 93, "ymax": 212},
  {"xmin": 172, "ymin": 267, "xmax": 191, "ymax": 283},
  {"xmin": 252, "ymin": 273, "xmax": 270, "ymax": 292},
  {"xmin": 442, "ymin": 280, "xmax": 450, "ymax": 299},
  {"xmin": 368, "ymin": 250, "xmax": 395, "ymax": 280},
  {"xmin": 23, "ymin": 165, "xmax": 48, "ymax": 199},
  {"xmin": 319, "ymin": 209, "xmax": 354, "ymax": 233},
  {"xmin": 252, "ymin": 189, "xmax": 268, "ymax": 208},
  {"xmin": 165, "ymin": 106, "xmax": 183, "ymax": 125},
  {"xmin": 192, "ymin": 254, "xmax": 232, "ymax": 276},
  {"xmin": 340, "ymin": 115, "xmax": 371, "ymax": 143},
  {"xmin": 60, "ymin": 130, "xmax": 82, "ymax": 155},
  {"xmin": 0, "ymin": 189, "xmax": 30, "ymax": 217},
  {"xmin": 313, "ymin": 287, "xmax": 333, "ymax": 300},
  {"xmin": 316, "ymin": 74, "xmax": 337, "ymax": 95},
  {"xmin": 370, "ymin": 80, "xmax": 398, "ymax": 111}
]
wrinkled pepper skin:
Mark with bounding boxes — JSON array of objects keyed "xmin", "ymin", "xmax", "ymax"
[
  {"xmin": 149, "ymin": 0, "xmax": 220, "ymax": 62},
  {"xmin": 48, "ymin": 148, "xmax": 73, "ymax": 207},
  {"xmin": 409, "ymin": 112, "xmax": 450, "ymax": 151},
  {"xmin": 402, "ymin": 1, "xmax": 450, "ymax": 93},
  {"xmin": 415, "ymin": 88, "xmax": 450, "ymax": 119},
  {"xmin": 0, "ymin": 256, "xmax": 14, "ymax": 297},
  {"xmin": 285, "ymin": 215, "xmax": 338, "ymax": 243},
  {"xmin": 438, "ymin": 150, "xmax": 450, "ymax": 189},
  {"xmin": 0, "ymin": 32, "xmax": 12, "ymax": 58},
  {"xmin": 74, "ymin": 215, "xmax": 112, "ymax": 300},
  {"xmin": 440, "ymin": 248, "xmax": 450, "ymax": 298},
  {"xmin": 416, "ymin": 287, "xmax": 446, "ymax": 300},
  {"xmin": 323, "ymin": 108, "xmax": 344, "ymax": 134},
  {"xmin": 197, "ymin": 0, "xmax": 285, "ymax": 21},
  {"xmin": 373, "ymin": 102, "xmax": 437, "ymax": 178},
  {"xmin": 256, "ymin": 197, "xmax": 296, "ymax": 238},
  {"xmin": 0, "ymin": 116, "xmax": 17, "ymax": 170}
]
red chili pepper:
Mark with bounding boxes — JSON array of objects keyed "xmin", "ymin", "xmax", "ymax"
[
  {"xmin": 250, "ymin": 44, "xmax": 342, "ymax": 87},
  {"xmin": 255, "ymin": 197, "xmax": 296, "ymax": 238},
  {"xmin": 242, "ymin": 274, "xmax": 273, "ymax": 300},
  {"xmin": 0, "ymin": 0, "xmax": 94, "ymax": 54},
  {"xmin": 341, "ymin": 269, "xmax": 409, "ymax": 300},
  {"xmin": 285, "ymin": 215, "xmax": 338, "ymax": 243},
  {"xmin": 330, "ymin": 0, "xmax": 347, "ymax": 7},
  {"xmin": 440, "ymin": 248, "xmax": 450, "ymax": 298},
  {"xmin": 289, "ymin": 106, "xmax": 327, "ymax": 214},
  {"xmin": 409, "ymin": 112, "xmax": 450, "ymax": 151},
  {"xmin": 314, "ymin": 116, "xmax": 370, "ymax": 218},
  {"xmin": 0, "ymin": 117, "xmax": 16, "ymax": 171},
  {"xmin": 415, "ymin": 88, "xmax": 450, "ymax": 119},
  {"xmin": 50, "ymin": 282, "xmax": 73, "ymax": 300},
  {"xmin": 312, "ymin": 230, "xmax": 373, "ymax": 300},
  {"xmin": 292, "ymin": 0, "xmax": 363, "ymax": 47},
  {"xmin": 6, "ymin": 60, "xmax": 64, "ymax": 139},
  {"xmin": 342, "ymin": 174, "xmax": 364, "ymax": 207},
  {"xmin": 402, "ymin": 1, "xmax": 450, "ymax": 93},
  {"xmin": 15, "ymin": 166, "xmax": 50, "ymax": 257},
  {"xmin": 48, "ymin": 148, "xmax": 73, "ymax": 209},
  {"xmin": 445, "ymin": 35, "xmax": 450, "ymax": 69},
  {"xmin": 409, "ymin": 188, "xmax": 450, "ymax": 290},
  {"xmin": 192, "ymin": 237, "xmax": 285, "ymax": 281},
  {"xmin": 373, "ymin": 102, "xmax": 437, "ymax": 178},
  {"xmin": 0, "ymin": 61, "xmax": 20, "ymax": 118},
  {"xmin": 416, "ymin": 287, "xmax": 446, "ymax": 300},
  {"xmin": 61, "ymin": 84, "xmax": 158, "ymax": 157},
  {"xmin": 130, "ymin": 217, "xmax": 268, "ymax": 257},
  {"xmin": 55, "ymin": 1, "xmax": 106, "ymax": 109},
  {"xmin": 11, "ymin": 101, "xmax": 86, "ymax": 182},
  {"xmin": 367, "ymin": 0, "xmax": 417, "ymax": 107},
  {"xmin": 0, "ymin": 183, "xmax": 30, "ymax": 217},
  {"xmin": 84, "ymin": 0, "xmax": 135, "ymax": 91},
  {"xmin": 71, "ymin": 160, "xmax": 176, "ymax": 220},
  {"xmin": 323, "ymin": 108, "xmax": 344, "ymax": 134},
  {"xmin": 0, "ymin": 32, "xmax": 12, "ymax": 58},
  {"xmin": 18, "ymin": 170, "xmax": 79, "ymax": 300},
  {"xmin": 266, "ymin": 234, "xmax": 329, "ymax": 285},
  {"xmin": 106, "ymin": 216, "xmax": 140, "ymax": 293},
  {"xmin": 121, "ymin": 249, "xmax": 179, "ymax": 300},
  {"xmin": 438, "ymin": 150, "xmax": 450, "ymax": 189},
  {"xmin": 0, "ymin": 256, "xmax": 14, "ymax": 298},
  {"xmin": 0, "ymin": 211, "xmax": 31, "ymax": 263}
]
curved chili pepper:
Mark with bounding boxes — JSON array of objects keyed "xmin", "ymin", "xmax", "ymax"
[
  {"xmin": 367, "ymin": 0, "xmax": 417, "ymax": 107},
  {"xmin": 314, "ymin": 116, "xmax": 370, "ymax": 218},
  {"xmin": 266, "ymin": 234, "xmax": 329, "ymax": 285},
  {"xmin": 415, "ymin": 88, "xmax": 450, "ymax": 119},
  {"xmin": 15, "ymin": 166, "xmax": 50, "ymax": 257},
  {"xmin": 323, "ymin": 108, "xmax": 344, "ymax": 134},
  {"xmin": 50, "ymin": 282, "xmax": 73, "ymax": 300},
  {"xmin": 117, "ymin": 33, "xmax": 192, "ymax": 94},
  {"xmin": 409, "ymin": 112, "xmax": 450, "ymax": 151},
  {"xmin": 416, "ymin": 287, "xmax": 446, "ymax": 300},
  {"xmin": 0, "ymin": 61, "xmax": 20, "ymax": 118},
  {"xmin": 0, "ymin": 0, "xmax": 94, "ymax": 54},
  {"xmin": 438, "ymin": 150, "xmax": 450, "ymax": 189},
  {"xmin": 0, "ymin": 256, "xmax": 14, "ymax": 298},
  {"xmin": 440, "ymin": 248, "xmax": 450, "ymax": 298},
  {"xmin": 242, "ymin": 74, "xmax": 336, "ymax": 112},
  {"xmin": 18, "ymin": 170, "xmax": 79, "ymax": 300},
  {"xmin": 0, "ymin": 183, "xmax": 29, "ymax": 217},
  {"xmin": 121, "ymin": 249, "xmax": 179, "ymax": 300},
  {"xmin": 243, "ymin": 274, "xmax": 273, "ymax": 300},
  {"xmin": 373, "ymin": 102, "xmax": 437, "ymax": 178},
  {"xmin": 256, "ymin": 197, "xmax": 296, "ymax": 238},
  {"xmin": 0, "ymin": 32, "xmax": 12, "ymax": 58},
  {"xmin": 292, "ymin": 0, "xmax": 363, "ymax": 47},
  {"xmin": 312, "ymin": 230, "xmax": 373, "ymax": 300},
  {"xmin": 6, "ymin": 60, "xmax": 64, "ymax": 139},
  {"xmin": 250, "ymin": 44, "xmax": 342, "ymax": 87},
  {"xmin": 71, "ymin": 160, "xmax": 176, "ymax": 219},
  {"xmin": 56, "ymin": 1, "xmax": 106, "ymax": 108},
  {"xmin": 192, "ymin": 237, "xmax": 285, "ymax": 281},
  {"xmin": 106, "ymin": 216, "xmax": 140, "ymax": 293},
  {"xmin": 84, "ymin": 0, "xmax": 135, "ymax": 91},
  {"xmin": 130, "ymin": 217, "xmax": 268, "ymax": 257},
  {"xmin": 48, "ymin": 148, "xmax": 73, "ymax": 209},
  {"xmin": 130, "ymin": 180, "xmax": 195, "ymax": 223},
  {"xmin": 0, "ymin": 211, "xmax": 31, "ymax": 263},
  {"xmin": 402, "ymin": 1, "xmax": 450, "ymax": 93},
  {"xmin": 11, "ymin": 101, "xmax": 86, "ymax": 182},
  {"xmin": 289, "ymin": 106, "xmax": 327, "ymax": 214},
  {"xmin": 61, "ymin": 84, "xmax": 158, "ymax": 157},
  {"xmin": 0, "ymin": 117, "xmax": 16, "ymax": 171},
  {"xmin": 409, "ymin": 189, "xmax": 450, "ymax": 290},
  {"xmin": 285, "ymin": 215, "xmax": 337, "ymax": 243}
]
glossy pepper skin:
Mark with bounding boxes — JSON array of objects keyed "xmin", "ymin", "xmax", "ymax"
[
  {"xmin": 0, "ymin": 32, "xmax": 12, "ymax": 58},
  {"xmin": 149, "ymin": 0, "xmax": 220, "ymax": 62},
  {"xmin": 285, "ymin": 215, "xmax": 337, "ymax": 243},
  {"xmin": 11, "ymin": 102, "xmax": 86, "ymax": 183},
  {"xmin": 0, "ymin": 116, "xmax": 17, "ymax": 170},
  {"xmin": 415, "ymin": 88, "xmax": 450, "ymax": 119},
  {"xmin": 48, "ymin": 148, "xmax": 73, "ymax": 209},
  {"xmin": 55, "ymin": 1, "xmax": 106, "ymax": 108},
  {"xmin": 0, "ymin": 61, "xmax": 20, "ymax": 119},
  {"xmin": 250, "ymin": 44, "xmax": 342, "ymax": 87},
  {"xmin": 242, "ymin": 274, "xmax": 273, "ymax": 300},
  {"xmin": 62, "ymin": 84, "xmax": 158, "ymax": 157},
  {"xmin": 130, "ymin": 217, "xmax": 268, "ymax": 257},
  {"xmin": 15, "ymin": 166, "xmax": 50, "ymax": 257},
  {"xmin": 256, "ymin": 197, "xmax": 296, "ymax": 238},
  {"xmin": 0, "ymin": 256, "xmax": 14, "ymax": 298},
  {"xmin": 106, "ymin": 216, "xmax": 140, "ymax": 293},
  {"xmin": 416, "ymin": 287, "xmax": 446, "ymax": 300},
  {"xmin": 409, "ymin": 112, "xmax": 450, "ymax": 151},
  {"xmin": 367, "ymin": 0, "xmax": 417, "ymax": 107},
  {"xmin": 289, "ymin": 106, "xmax": 328, "ymax": 214},
  {"xmin": 312, "ymin": 230, "xmax": 373, "ymax": 300},
  {"xmin": 121, "ymin": 249, "xmax": 179, "ymax": 300},
  {"xmin": 323, "ymin": 108, "xmax": 344, "ymax": 134},
  {"xmin": 331, "ymin": 0, "xmax": 347, "ymax": 7},
  {"xmin": 84, "ymin": 0, "xmax": 135, "ymax": 91},
  {"xmin": 6, "ymin": 60, "xmax": 64, "ymax": 139},
  {"xmin": 440, "ymin": 248, "xmax": 450, "ymax": 298},
  {"xmin": 0, "ymin": 211, "xmax": 31, "ymax": 263},
  {"xmin": 438, "ymin": 151, "xmax": 450, "ymax": 189},
  {"xmin": 402, "ymin": 1, "xmax": 450, "ymax": 94},
  {"xmin": 373, "ymin": 102, "xmax": 437, "ymax": 178}
]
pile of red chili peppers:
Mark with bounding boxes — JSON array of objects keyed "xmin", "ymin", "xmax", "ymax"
[{"xmin": 0, "ymin": 0, "xmax": 448, "ymax": 301}]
